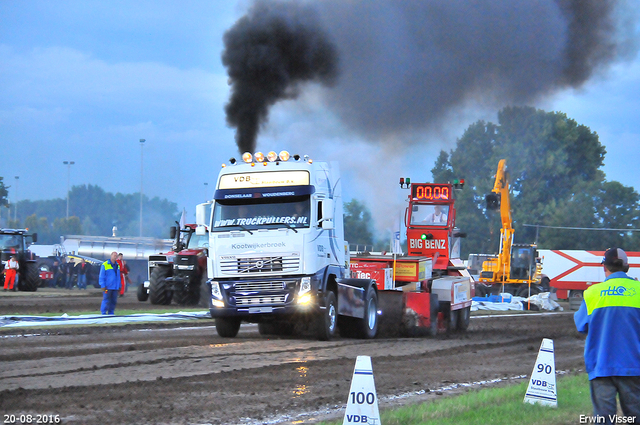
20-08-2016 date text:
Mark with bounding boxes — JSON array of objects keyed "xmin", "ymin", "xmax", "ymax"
[{"xmin": 3, "ymin": 414, "xmax": 61, "ymax": 424}]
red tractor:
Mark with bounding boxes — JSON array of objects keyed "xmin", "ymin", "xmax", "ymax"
[
  {"xmin": 140, "ymin": 223, "xmax": 209, "ymax": 307},
  {"xmin": 351, "ymin": 179, "xmax": 474, "ymax": 336},
  {"xmin": 0, "ymin": 228, "xmax": 41, "ymax": 291}
]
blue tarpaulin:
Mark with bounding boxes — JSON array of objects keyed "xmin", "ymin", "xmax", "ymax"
[{"xmin": 0, "ymin": 311, "xmax": 211, "ymax": 328}]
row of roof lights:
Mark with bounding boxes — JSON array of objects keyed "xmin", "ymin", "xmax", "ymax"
[{"xmin": 223, "ymin": 151, "xmax": 312, "ymax": 167}]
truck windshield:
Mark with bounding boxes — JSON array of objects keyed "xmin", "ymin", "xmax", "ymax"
[
  {"xmin": 211, "ymin": 196, "xmax": 310, "ymax": 232},
  {"xmin": 409, "ymin": 204, "xmax": 449, "ymax": 226}
]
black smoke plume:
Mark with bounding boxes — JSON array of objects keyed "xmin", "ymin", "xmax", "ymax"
[
  {"xmin": 223, "ymin": 0, "xmax": 637, "ymax": 146},
  {"xmin": 222, "ymin": 0, "xmax": 338, "ymax": 153}
]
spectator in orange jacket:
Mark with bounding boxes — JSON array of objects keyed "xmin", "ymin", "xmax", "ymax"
[{"xmin": 3, "ymin": 255, "xmax": 19, "ymax": 291}]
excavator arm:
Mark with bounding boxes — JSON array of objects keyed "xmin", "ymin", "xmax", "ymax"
[{"xmin": 483, "ymin": 159, "xmax": 514, "ymax": 282}]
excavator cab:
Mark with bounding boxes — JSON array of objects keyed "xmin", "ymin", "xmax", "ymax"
[{"xmin": 510, "ymin": 245, "xmax": 537, "ymax": 280}]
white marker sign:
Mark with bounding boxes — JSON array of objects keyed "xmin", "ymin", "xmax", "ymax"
[
  {"xmin": 524, "ymin": 338, "xmax": 558, "ymax": 407},
  {"xmin": 343, "ymin": 356, "xmax": 381, "ymax": 425}
]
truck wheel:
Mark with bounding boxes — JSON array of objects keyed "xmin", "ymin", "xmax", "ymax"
[
  {"xmin": 149, "ymin": 266, "xmax": 172, "ymax": 305},
  {"xmin": 316, "ymin": 291, "xmax": 337, "ymax": 341},
  {"xmin": 456, "ymin": 307, "xmax": 471, "ymax": 331},
  {"xmin": 21, "ymin": 263, "xmax": 40, "ymax": 292},
  {"xmin": 137, "ymin": 283, "xmax": 149, "ymax": 302},
  {"xmin": 356, "ymin": 286, "xmax": 378, "ymax": 339},
  {"xmin": 216, "ymin": 317, "xmax": 241, "ymax": 338}
]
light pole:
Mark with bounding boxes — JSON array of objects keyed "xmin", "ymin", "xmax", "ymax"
[
  {"xmin": 204, "ymin": 182, "xmax": 208, "ymax": 201},
  {"xmin": 63, "ymin": 161, "xmax": 75, "ymax": 219},
  {"xmin": 14, "ymin": 176, "xmax": 19, "ymax": 223},
  {"xmin": 140, "ymin": 139, "xmax": 145, "ymax": 237}
]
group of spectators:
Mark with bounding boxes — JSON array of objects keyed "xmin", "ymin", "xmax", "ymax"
[
  {"xmin": 47, "ymin": 257, "xmax": 92, "ymax": 290},
  {"xmin": 47, "ymin": 255, "xmax": 130, "ymax": 293}
]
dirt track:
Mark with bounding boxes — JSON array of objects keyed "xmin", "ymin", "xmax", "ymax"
[{"xmin": 0, "ymin": 289, "xmax": 586, "ymax": 424}]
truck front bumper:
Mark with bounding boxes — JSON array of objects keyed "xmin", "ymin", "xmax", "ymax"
[{"xmin": 207, "ymin": 276, "xmax": 322, "ymax": 320}]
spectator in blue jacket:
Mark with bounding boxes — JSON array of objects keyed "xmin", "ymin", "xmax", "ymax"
[
  {"xmin": 574, "ymin": 247, "xmax": 640, "ymax": 424},
  {"xmin": 99, "ymin": 251, "xmax": 121, "ymax": 315}
]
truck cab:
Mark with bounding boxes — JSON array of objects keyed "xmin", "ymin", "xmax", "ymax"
[{"xmin": 200, "ymin": 151, "xmax": 378, "ymax": 340}]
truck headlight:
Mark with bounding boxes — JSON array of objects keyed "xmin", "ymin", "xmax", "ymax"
[
  {"xmin": 298, "ymin": 277, "xmax": 312, "ymax": 304},
  {"xmin": 210, "ymin": 281, "xmax": 224, "ymax": 308}
]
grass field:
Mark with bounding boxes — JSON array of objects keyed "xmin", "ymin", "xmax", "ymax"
[{"xmin": 320, "ymin": 373, "xmax": 594, "ymax": 425}]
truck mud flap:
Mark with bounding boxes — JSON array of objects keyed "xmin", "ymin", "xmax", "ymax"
[{"xmin": 377, "ymin": 291, "xmax": 432, "ymax": 337}]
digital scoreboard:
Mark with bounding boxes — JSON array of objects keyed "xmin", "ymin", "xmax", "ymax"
[{"xmin": 411, "ymin": 183, "xmax": 451, "ymax": 201}]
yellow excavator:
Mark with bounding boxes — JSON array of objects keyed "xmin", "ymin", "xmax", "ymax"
[{"xmin": 477, "ymin": 159, "xmax": 544, "ymax": 297}]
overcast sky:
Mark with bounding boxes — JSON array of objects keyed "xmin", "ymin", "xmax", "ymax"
[{"xmin": 1, "ymin": 0, "xmax": 639, "ymax": 236}]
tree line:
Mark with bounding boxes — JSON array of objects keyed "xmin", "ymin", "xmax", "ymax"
[{"xmin": 0, "ymin": 183, "xmax": 179, "ymax": 244}]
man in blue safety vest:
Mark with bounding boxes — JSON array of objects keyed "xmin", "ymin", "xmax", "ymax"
[
  {"xmin": 99, "ymin": 251, "xmax": 121, "ymax": 315},
  {"xmin": 574, "ymin": 247, "xmax": 640, "ymax": 424}
]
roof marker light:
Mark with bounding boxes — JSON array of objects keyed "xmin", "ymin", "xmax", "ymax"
[
  {"xmin": 254, "ymin": 152, "xmax": 265, "ymax": 163},
  {"xmin": 229, "ymin": 158, "xmax": 236, "ymax": 165},
  {"xmin": 242, "ymin": 152, "xmax": 253, "ymax": 163},
  {"xmin": 267, "ymin": 151, "xmax": 278, "ymax": 162},
  {"xmin": 279, "ymin": 150, "xmax": 290, "ymax": 161}
]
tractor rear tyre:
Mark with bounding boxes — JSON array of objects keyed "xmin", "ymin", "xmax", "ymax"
[
  {"xmin": 20, "ymin": 263, "xmax": 40, "ymax": 292},
  {"xmin": 149, "ymin": 266, "xmax": 172, "ymax": 305},
  {"xmin": 355, "ymin": 286, "xmax": 378, "ymax": 339},
  {"xmin": 216, "ymin": 317, "xmax": 241, "ymax": 338},
  {"xmin": 316, "ymin": 291, "xmax": 337, "ymax": 341},
  {"xmin": 137, "ymin": 283, "xmax": 149, "ymax": 302}
]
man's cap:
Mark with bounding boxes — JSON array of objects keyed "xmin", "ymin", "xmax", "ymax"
[{"xmin": 602, "ymin": 247, "xmax": 629, "ymax": 269}]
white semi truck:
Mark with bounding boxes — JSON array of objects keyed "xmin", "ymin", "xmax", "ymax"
[{"xmin": 196, "ymin": 151, "xmax": 379, "ymax": 340}]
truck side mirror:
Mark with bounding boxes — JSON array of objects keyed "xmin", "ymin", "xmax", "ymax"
[
  {"xmin": 196, "ymin": 203, "xmax": 208, "ymax": 226},
  {"xmin": 321, "ymin": 199, "xmax": 335, "ymax": 221},
  {"xmin": 321, "ymin": 220, "xmax": 334, "ymax": 230},
  {"xmin": 169, "ymin": 226, "xmax": 177, "ymax": 239},
  {"xmin": 319, "ymin": 199, "xmax": 335, "ymax": 229},
  {"xmin": 195, "ymin": 225, "xmax": 207, "ymax": 236},
  {"xmin": 31, "ymin": 233, "xmax": 38, "ymax": 243}
]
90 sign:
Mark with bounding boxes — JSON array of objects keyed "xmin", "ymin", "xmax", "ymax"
[{"xmin": 411, "ymin": 183, "xmax": 451, "ymax": 201}]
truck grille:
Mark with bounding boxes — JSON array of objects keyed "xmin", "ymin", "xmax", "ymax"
[
  {"xmin": 230, "ymin": 279, "xmax": 296, "ymax": 307},
  {"xmin": 220, "ymin": 255, "xmax": 300, "ymax": 275}
]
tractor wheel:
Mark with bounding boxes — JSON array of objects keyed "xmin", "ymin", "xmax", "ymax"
[
  {"xmin": 21, "ymin": 263, "xmax": 40, "ymax": 292},
  {"xmin": 475, "ymin": 283, "xmax": 488, "ymax": 297},
  {"xmin": 216, "ymin": 317, "xmax": 241, "ymax": 338},
  {"xmin": 446, "ymin": 304, "xmax": 459, "ymax": 333},
  {"xmin": 517, "ymin": 284, "xmax": 542, "ymax": 298},
  {"xmin": 316, "ymin": 291, "xmax": 337, "ymax": 341},
  {"xmin": 149, "ymin": 266, "xmax": 172, "ymax": 305},
  {"xmin": 355, "ymin": 286, "xmax": 378, "ymax": 339},
  {"xmin": 427, "ymin": 293, "xmax": 439, "ymax": 337},
  {"xmin": 174, "ymin": 279, "xmax": 200, "ymax": 306},
  {"xmin": 456, "ymin": 306, "xmax": 471, "ymax": 331},
  {"xmin": 540, "ymin": 276, "xmax": 551, "ymax": 292},
  {"xmin": 137, "ymin": 283, "xmax": 149, "ymax": 302}
]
